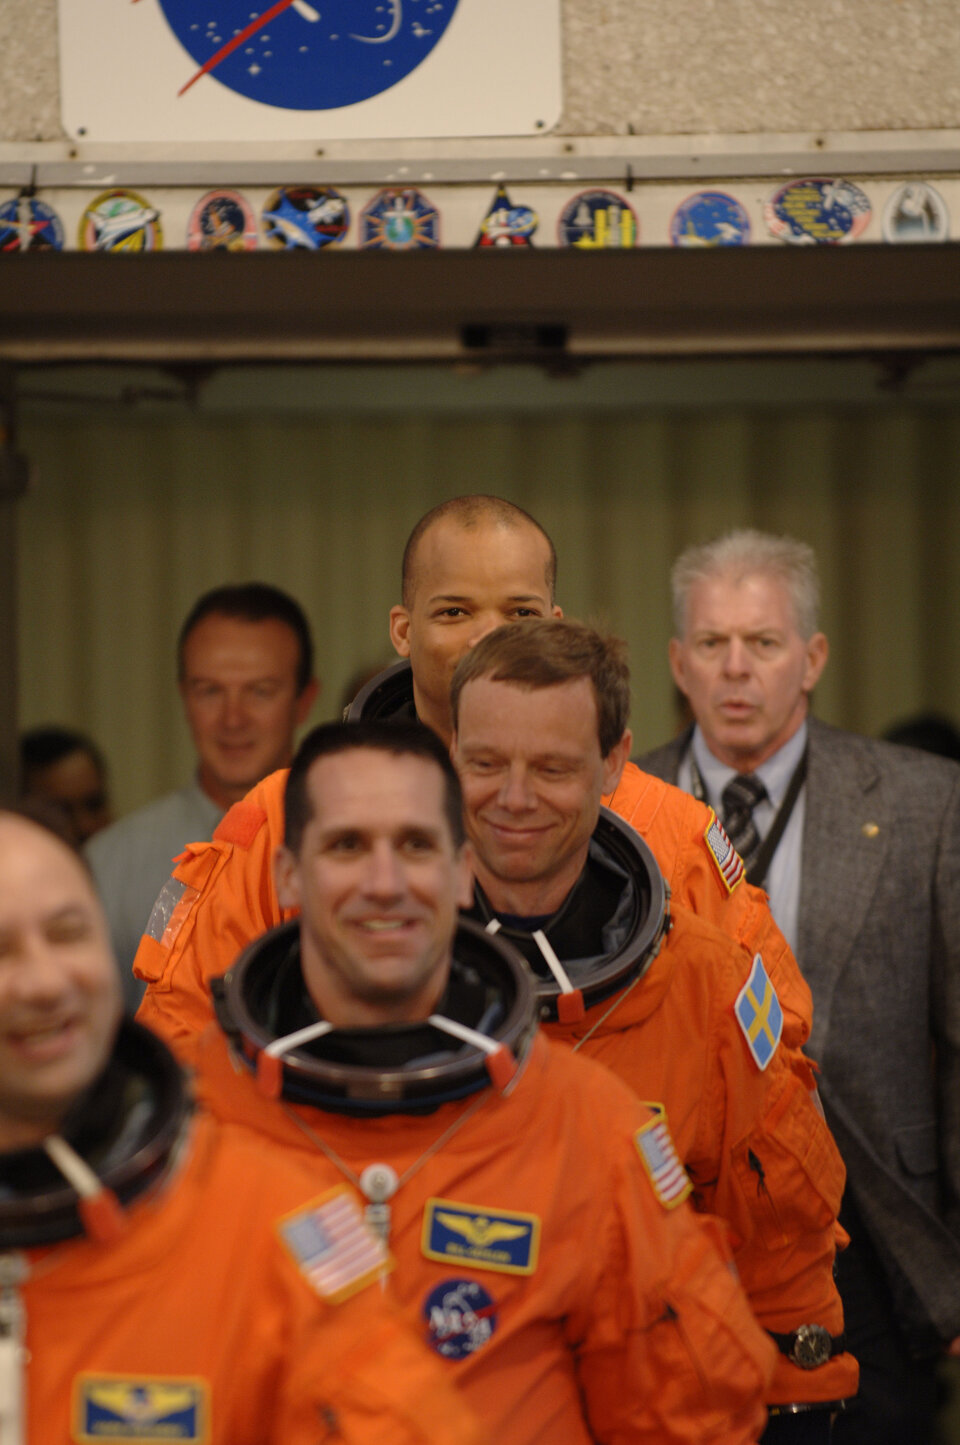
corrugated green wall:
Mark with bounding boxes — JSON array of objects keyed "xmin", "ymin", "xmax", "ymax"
[{"xmin": 17, "ymin": 395, "xmax": 960, "ymax": 815}]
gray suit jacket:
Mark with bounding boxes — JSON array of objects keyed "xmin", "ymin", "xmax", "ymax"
[{"xmin": 638, "ymin": 717, "xmax": 960, "ymax": 1347}]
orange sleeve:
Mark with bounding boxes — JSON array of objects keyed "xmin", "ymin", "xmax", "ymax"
[
  {"xmin": 570, "ymin": 1101, "xmax": 775, "ymax": 1444},
  {"xmin": 134, "ymin": 769, "xmax": 292, "ymax": 1063},
  {"xmin": 698, "ymin": 991, "xmax": 857, "ymax": 1407}
]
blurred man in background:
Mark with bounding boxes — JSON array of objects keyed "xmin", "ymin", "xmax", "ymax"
[
  {"xmin": 87, "ymin": 582, "xmax": 318, "ymax": 1001},
  {"xmin": 20, "ymin": 724, "xmax": 112, "ymax": 846}
]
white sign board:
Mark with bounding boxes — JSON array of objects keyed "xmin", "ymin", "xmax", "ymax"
[{"xmin": 59, "ymin": 0, "xmax": 562, "ymax": 142}]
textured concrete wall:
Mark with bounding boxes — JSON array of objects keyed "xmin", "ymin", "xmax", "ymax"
[
  {"xmin": 561, "ymin": 0, "xmax": 960, "ymax": 135},
  {"xmin": 5, "ymin": 0, "xmax": 960, "ymax": 144}
]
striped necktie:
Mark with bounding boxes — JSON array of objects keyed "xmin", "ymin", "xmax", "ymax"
[{"xmin": 720, "ymin": 773, "xmax": 767, "ymax": 869}]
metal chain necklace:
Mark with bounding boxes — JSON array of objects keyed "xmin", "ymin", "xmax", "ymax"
[{"xmin": 280, "ymin": 1089, "xmax": 492, "ymax": 1245}]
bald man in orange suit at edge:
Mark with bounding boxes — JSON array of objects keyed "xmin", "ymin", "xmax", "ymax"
[{"xmin": 0, "ymin": 808, "xmax": 488, "ymax": 1445}]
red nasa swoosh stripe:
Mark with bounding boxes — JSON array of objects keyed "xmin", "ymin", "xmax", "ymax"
[{"xmin": 176, "ymin": 0, "xmax": 301, "ymax": 95}]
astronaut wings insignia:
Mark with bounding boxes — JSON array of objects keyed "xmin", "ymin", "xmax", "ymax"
[
  {"xmin": 434, "ymin": 1212, "xmax": 530, "ymax": 1247},
  {"xmin": 423, "ymin": 1199, "xmax": 541, "ymax": 1275},
  {"xmin": 75, "ymin": 1376, "xmax": 209, "ymax": 1441}
]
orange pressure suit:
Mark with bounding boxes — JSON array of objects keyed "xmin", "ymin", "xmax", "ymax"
[
  {"xmin": 135, "ymin": 761, "xmax": 811, "ymax": 1058},
  {"xmin": 3, "ymin": 1022, "xmax": 484, "ymax": 1445},
  {"xmin": 195, "ymin": 918, "xmax": 775, "ymax": 1445},
  {"xmin": 603, "ymin": 760, "xmax": 812, "ymax": 1045},
  {"xmin": 469, "ymin": 809, "xmax": 856, "ymax": 1416},
  {"xmin": 346, "ymin": 658, "xmax": 812, "ymax": 1048}
]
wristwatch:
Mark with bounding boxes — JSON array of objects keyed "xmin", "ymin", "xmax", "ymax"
[{"xmin": 769, "ymin": 1324, "xmax": 846, "ymax": 1369}]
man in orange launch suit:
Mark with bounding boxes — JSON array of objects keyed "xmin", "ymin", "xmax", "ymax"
[
  {"xmin": 135, "ymin": 494, "xmax": 810, "ymax": 1051},
  {"xmin": 446, "ymin": 620, "xmax": 858, "ymax": 1442},
  {"xmin": 186, "ymin": 719, "xmax": 775, "ymax": 1444},
  {"xmin": 0, "ymin": 809, "xmax": 485, "ymax": 1445}
]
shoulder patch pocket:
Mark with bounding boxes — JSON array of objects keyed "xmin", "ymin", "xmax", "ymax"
[
  {"xmin": 143, "ymin": 876, "xmax": 200, "ymax": 950},
  {"xmin": 133, "ymin": 844, "xmax": 225, "ymax": 988},
  {"xmin": 214, "ymin": 802, "xmax": 268, "ymax": 848}
]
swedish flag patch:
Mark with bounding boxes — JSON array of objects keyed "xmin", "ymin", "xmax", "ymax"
[
  {"xmin": 74, "ymin": 1375, "xmax": 208, "ymax": 1442},
  {"xmin": 734, "ymin": 953, "xmax": 783, "ymax": 1071},
  {"xmin": 422, "ymin": 1199, "xmax": 540, "ymax": 1275}
]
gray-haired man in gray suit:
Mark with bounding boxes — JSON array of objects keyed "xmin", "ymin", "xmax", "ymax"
[{"xmin": 637, "ymin": 529, "xmax": 960, "ymax": 1445}]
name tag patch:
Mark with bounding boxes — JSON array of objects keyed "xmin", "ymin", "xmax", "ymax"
[
  {"xmin": 735, "ymin": 953, "xmax": 783, "ymax": 1071},
  {"xmin": 422, "ymin": 1199, "xmax": 540, "ymax": 1275},
  {"xmin": 74, "ymin": 1376, "xmax": 208, "ymax": 1442}
]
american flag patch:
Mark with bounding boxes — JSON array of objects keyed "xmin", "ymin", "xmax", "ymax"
[
  {"xmin": 634, "ymin": 1115, "xmax": 692, "ymax": 1210},
  {"xmin": 278, "ymin": 1186, "xmax": 391, "ymax": 1304},
  {"xmin": 704, "ymin": 811, "xmax": 745, "ymax": 893}
]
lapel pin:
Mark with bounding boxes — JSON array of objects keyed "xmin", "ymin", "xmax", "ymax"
[{"xmin": 861, "ymin": 822, "xmax": 880, "ymax": 838}]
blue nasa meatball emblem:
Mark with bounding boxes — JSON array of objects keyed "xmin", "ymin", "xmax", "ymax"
[
  {"xmin": 422, "ymin": 1279, "xmax": 497, "ymax": 1360},
  {"xmin": 161, "ymin": 0, "xmax": 461, "ymax": 110}
]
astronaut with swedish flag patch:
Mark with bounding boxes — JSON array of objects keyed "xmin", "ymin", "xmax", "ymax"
[
  {"xmin": 448, "ymin": 621, "xmax": 858, "ymax": 1441},
  {"xmin": 0, "ymin": 809, "xmax": 485, "ymax": 1445},
  {"xmin": 136, "ymin": 493, "xmax": 811, "ymax": 1060},
  {"xmin": 192, "ymin": 720, "xmax": 777, "ymax": 1445}
]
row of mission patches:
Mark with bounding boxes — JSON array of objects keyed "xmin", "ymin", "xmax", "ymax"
[{"xmin": 0, "ymin": 177, "xmax": 953, "ymax": 252}]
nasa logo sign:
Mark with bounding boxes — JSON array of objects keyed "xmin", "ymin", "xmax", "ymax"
[{"xmin": 158, "ymin": 0, "xmax": 462, "ymax": 109}]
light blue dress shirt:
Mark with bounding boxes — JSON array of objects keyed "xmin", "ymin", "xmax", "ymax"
[
  {"xmin": 86, "ymin": 780, "xmax": 224, "ymax": 1008},
  {"xmin": 677, "ymin": 722, "xmax": 808, "ymax": 955}
]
